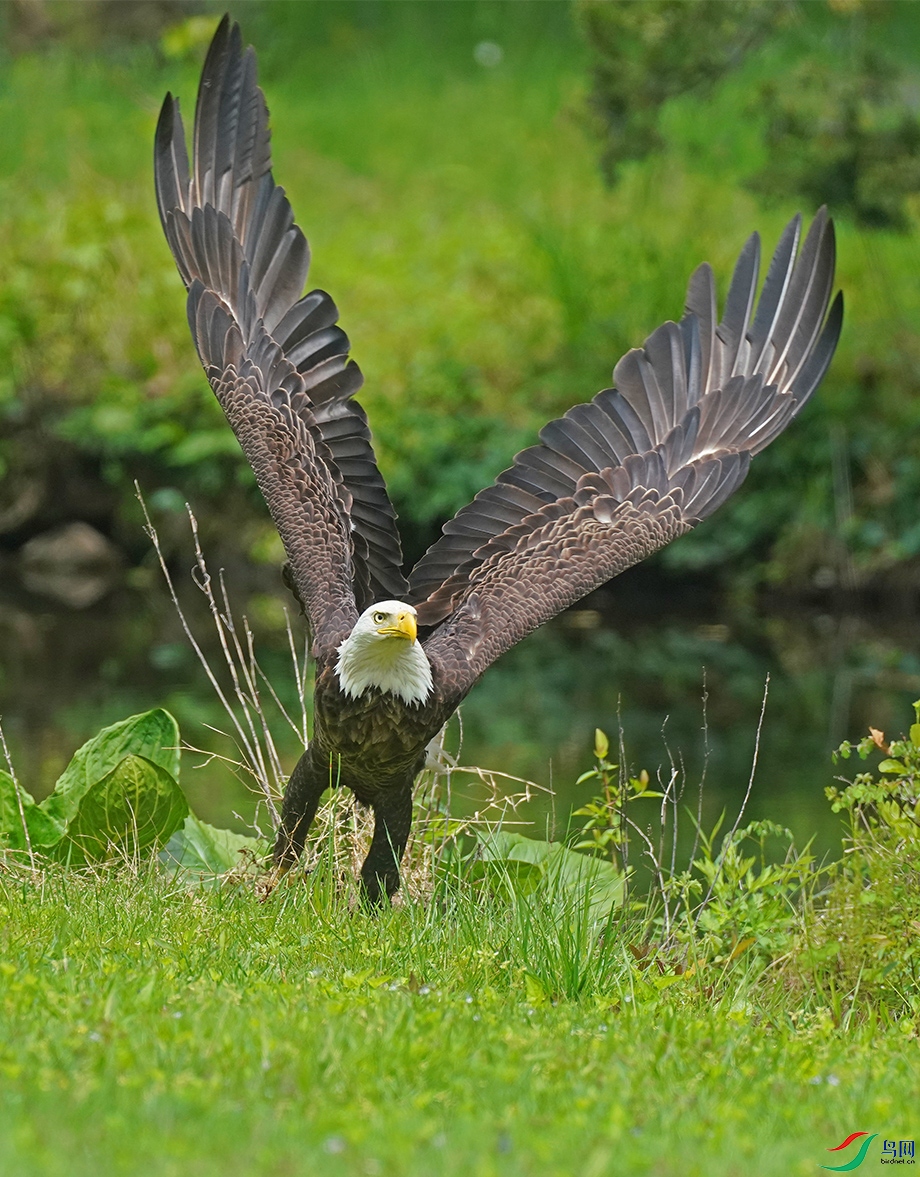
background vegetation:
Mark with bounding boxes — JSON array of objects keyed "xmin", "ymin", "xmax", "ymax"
[
  {"xmin": 2, "ymin": 5, "xmax": 919, "ymax": 1171},
  {"xmin": 1, "ymin": 0, "xmax": 919, "ymax": 590}
]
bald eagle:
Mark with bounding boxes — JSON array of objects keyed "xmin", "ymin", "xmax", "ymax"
[{"xmin": 155, "ymin": 17, "xmax": 843, "ymax": 903}]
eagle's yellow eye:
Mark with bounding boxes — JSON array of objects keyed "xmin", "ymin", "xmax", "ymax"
[{"xmin": 373, "ymin": 612, "xmax": 387, "ymax": 624}]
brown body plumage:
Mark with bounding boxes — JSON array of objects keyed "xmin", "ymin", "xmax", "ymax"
[{"xmin": 156, "ymin": 17, "xmax": 844, "ymax": 903}]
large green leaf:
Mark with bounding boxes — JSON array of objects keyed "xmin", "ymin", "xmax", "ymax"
[
  {"xmin": 0, "ymin": 771, "xmax": 64, "ymax": 852},
  {"xmin": 41, "ymin": 709, "xmax": 180, "ymax": 828},
  {"xmin": 162, "ymin": 814, "xmax": 267, "ymax": 876},
  {"xmin": 54, "ymin": 754, "xmax": 187, "ymax": 865},
  {"xmin": 543, "ymin": 842, "xmax": 626, "ymax": 922},
  {"xmin": 479, "ymin": 831, "xmax": 561, "ymax": 866},
  {"xmin": 475, "ymin": 830, "xmax": 554, "ymax": 895},
  {"xmin": 476, "ymin": 830, "xmax": 626, "ymax": 921}
]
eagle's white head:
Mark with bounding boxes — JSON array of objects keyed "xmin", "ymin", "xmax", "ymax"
[{"xmin": 335, "ymin": 600, "xmax": 433, "ymax": 706}]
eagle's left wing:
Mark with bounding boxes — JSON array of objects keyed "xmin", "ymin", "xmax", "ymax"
[{"xmin": 414, "ymin": 211, "xmax": 842, "ymax": 690}]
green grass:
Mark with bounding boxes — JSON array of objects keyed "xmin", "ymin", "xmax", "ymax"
[
  {"xmin": 3, "ymin": 701, "xmax": 920, "ymax": 1176},
  {"xmin": 1, "ymin": 854, "xmax": 917, "ymax": 1177}
]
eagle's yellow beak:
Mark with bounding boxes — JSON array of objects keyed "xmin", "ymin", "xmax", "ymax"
[{"xmin": 377, "ymin": 611, "xmax": 417, "ymax": 642}]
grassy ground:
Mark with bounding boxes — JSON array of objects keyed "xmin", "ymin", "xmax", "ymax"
[{"xmin": 1, "ymin": 853, "xmax": 917, "ymax": 1177}]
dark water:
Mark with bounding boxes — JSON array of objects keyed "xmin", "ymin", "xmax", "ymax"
[{"xmin": 1, "ymin": 562, "xmax": 917, "ymax": 864}]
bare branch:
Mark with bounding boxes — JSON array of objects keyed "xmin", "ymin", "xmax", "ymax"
[{"xmin": 136, "ymin": 485, "xmax": 283, "ymax": 827}]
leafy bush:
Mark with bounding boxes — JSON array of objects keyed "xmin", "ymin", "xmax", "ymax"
[
  {"xmin": 3, "ymin": 1, "xmax": 920, "ymax": 586},
  {"xmin": 569, "ymin": 727, "xmax": 820, "ymax": 973},
  {"xmin": 554, "ymin": 711, "xmax": 918, "ymax": 1023},
  {"xmin": 580, "ymin": 0, "xmax": 920, "ymax": 230},
  {"xmin": 752, "ymin": 50, "xmax": 920, "ymax": 230},
  {"xmin": 795, "ymin": 705, "xmax": 920, "ymax": 1012},
  {"xmin": 577, "ymin": 0, "xmax": 784, "ymax": 179},
  {"xmin": 667, "ymin": 818, "xmax": 817, "ymax": 965}
]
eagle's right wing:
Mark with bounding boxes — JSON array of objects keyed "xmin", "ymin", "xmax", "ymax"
[
  {"xmin": 155, "ymin": 15, "xmax": 408, "ymax": 621},
  {"xmin": 414, "ymin": 211, "xmax": 842, "ymax": 689}
]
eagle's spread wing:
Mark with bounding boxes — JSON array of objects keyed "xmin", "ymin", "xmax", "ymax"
[
  {"xmin": 415, "ymin": 211, "xmax": 843, "ymax": 687},
  {"xmin": 155, "ymin": 14, "xmax": 407, "ymax": 633},
  {"xmin": 187, "ymin": 272, "xmax": 357, "ymax": 654}
]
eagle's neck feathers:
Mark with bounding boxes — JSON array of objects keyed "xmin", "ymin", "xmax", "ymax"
[{"xmin": 335, "ymin": 627, "xmax": 433, "ymax": 706}]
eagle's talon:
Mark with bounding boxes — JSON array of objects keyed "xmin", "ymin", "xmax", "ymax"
[{"xmin": 258, "ymin": 861, "xmax": 292, "ymax": 903}]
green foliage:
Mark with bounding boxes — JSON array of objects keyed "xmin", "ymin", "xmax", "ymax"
[
  {"xmin": 162, "ymin": 813, "xmax": 267, "ymax": 876},
  {"xmin": 58, "ymin": 754, "xmax": 187, "ymax": 866},
  {"xmin": 580, "ymin": 0, "xmax": 920, "ymax": 230},
  {"xmin": 801, "ymin": 702, "xmax": 920, "ymax": 1006},
  {"xmin": 573, "ymin": 0, "xmax": 920, "ymax": 584},
  {"xmin": 0, "ymin": 771, "xmax": 64, "ymax": 851},
  {"xmin": 514, "ymin": 723, "xmax": 821, "ymax": 979},
  {"xmin": 830, "ymin": 699, "xmax": 920, "ymax": 819},
  {"xmin": 0, "ymin": 709, "xmax": 187, "ymax": 863},
  {"xmin": 753, "ymin": 50, "xmax": 920, "ymax": 230},
  {"xmin": 0, "ymin": 0, "xmax": 917, "ymax": 586},
  {"xmin": 667, "ymin": 818, "xmax": 818, "ymax": 964},
  {"xmin": 572, "ymin": 726, "xmax": 657, "ymax": 865},
  {"xmin": 473, "ymin": 828, "xmax": 625, "ymax": 925},
  {"xmin": 40, "ymin": 708, "xmax": 181, "ymax": 827},
  {"xmin": 159, "ymin": 15, "xmax": 223, "ymax": 62},
  {"xmin": 577, "ymin": 0, "xmax": 784, "ymax": 179}
]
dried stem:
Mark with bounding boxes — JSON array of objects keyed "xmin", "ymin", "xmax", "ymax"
[
  {"xmin": 284, "ymin": 608, "xmax": 310, "ymax": 748},
  {"xmin": 192, "ymin": 534, "xmax": 274, "ymax": 811},
  {"xmin": 624, "ymin": 807, "xmax": 671, "ymax": 939},
  {"xmin": 687, "ymin": 670, "xmax": 710, "ymax": 874},
  {"xmin": 723, "ymin": 673, "xmax": 770, "ymax": 850},
  {"xmin": 136, "ymin": 484, "xmax": 286, "ymax": 827},
  {"xmin": 697, "ymin": 672, "xmax": 770, "ymax": 918},
  {"xmin": 137, "ymin": 486, "xmax": 254, "ymax": 756},
  {"xmin": 0, "ymin": 718, "xmax": 36, "ymax": 873}
]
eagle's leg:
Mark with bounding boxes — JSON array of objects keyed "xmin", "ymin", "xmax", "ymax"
[
  {"xmin": 273, "ymin": 750, "xmax": 326, "ymax": 870},
  {"xmin": 361, "ymin": 787, "xmax": 413, "ymax": 906}
]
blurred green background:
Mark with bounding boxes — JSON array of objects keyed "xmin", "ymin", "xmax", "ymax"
[{"xmin": 1, "ymin": 0, "xmax": 919, "ymax": 852}]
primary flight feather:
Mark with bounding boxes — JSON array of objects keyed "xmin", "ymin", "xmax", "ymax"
[{"xmin": 156, "ymin": 16, "xmax": 843, "ymax": 903}]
